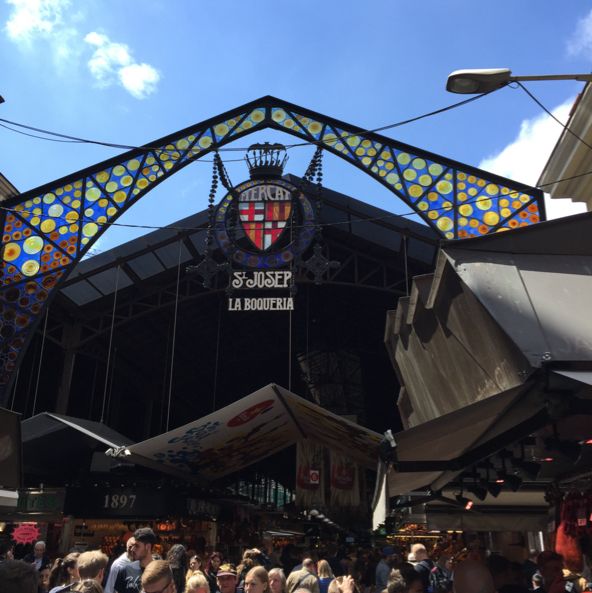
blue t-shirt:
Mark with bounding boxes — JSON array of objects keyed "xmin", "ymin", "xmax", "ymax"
[{"xmin": 319, "ymin": 577, "xmax": 333, "ymax": 593}]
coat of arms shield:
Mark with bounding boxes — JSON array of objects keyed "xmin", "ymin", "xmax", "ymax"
[{"xmin": 238, "ymin": 183, "xmax": 293, "ymax": 251}]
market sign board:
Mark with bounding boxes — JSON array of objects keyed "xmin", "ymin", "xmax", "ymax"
[
  {"xmin": 17, "ymin": 489, "xmax": 64, "ymax": 514},
  {"xmin": 127, "ymin": 384, "xmax": 381, "ymax": 481},
  {"xmin": 211, "ymin": 172, "xmax": 316, "ymax": 312},
  {"xmin": 64, "ymin": 487, "xmax": 173, "ymax": 518},
  {"xmin": 12, "ymin": 523, "xmax": 40, "ymax": 544},
  {"xmin": 228, "ymin": 271, "xmax": 294, "ymax": 312}
]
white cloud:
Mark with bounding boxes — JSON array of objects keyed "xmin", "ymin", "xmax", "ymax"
[
  {"xmin": 4, "ymin": 2, "xmax": 160, "ymax": 99},
  {"xmin": 119, "ymin": 63, "xmax": 160, "ymax": 99},
  {"xmin": 567, "ymin": 9, "xmax": 592, "ymax": 57},
  {"xmin": 84, "ymin": 31, "xmax": 160, "ymax": 99},
  {"xmin": 5, "ymin": 0, "xmax": 80, "ymax": 69},
  {"xmin": 478, "ymin": 99, "xmax": 587, "ymax": 220},
  {"xmin": 4, "ymin": 0, "xmax": 69, "ymax": 42}
]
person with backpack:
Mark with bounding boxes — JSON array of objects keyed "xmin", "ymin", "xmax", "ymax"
[
  {"xmin": 410, "ymin": 545, "xmax": 434, "ymax": 593},
  {"xmin": 428, "ymin": 554, "xmax": 452, "ymax": 593}
]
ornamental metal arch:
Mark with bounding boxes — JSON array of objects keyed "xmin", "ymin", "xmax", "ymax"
[{"xmin": 0, "ymin": 95, "xmax": 544, "ymax": 404}]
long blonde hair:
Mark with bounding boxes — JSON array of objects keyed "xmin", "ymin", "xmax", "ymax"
[
  {"xmin": 245, "ymin": 566, "xmax": 269, "ymax": 593},
  {"xmin": 187, "ymin": 573, "xmax": 210, "ymax": 593},
  {"xmin": 317, "ymin": 560, "xmax": 334, "ymax": 579}
]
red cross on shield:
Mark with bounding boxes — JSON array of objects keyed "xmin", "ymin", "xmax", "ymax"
[{"xmin": 238, "ymin": 185, "xmax": 293, "ymax": 251}]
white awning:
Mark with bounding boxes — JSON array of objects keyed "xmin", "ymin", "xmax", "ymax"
[
  {"xmin": 127, "ymin": 383, "xmax": 381, "ymax": 481},
  {"xmin": 0, "ymin": 489, "xmax": 18, "ymax": 509},
  {"xmin": 22, "ymin": 412, "xmax": 130, "ymax": 448}
]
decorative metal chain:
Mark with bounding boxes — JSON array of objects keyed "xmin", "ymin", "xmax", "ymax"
[
  {"xmin": 301, "ymin": 147, "xmax": 339, "ymax": 284},
  {"xmin": 186, "ymin": 154, "xmax": 223, "ymax": 288},
  {"xmin": 303, "ymin": 146, "xmax": 323, "ymax": 183},
  {"xmin": 313, "ymin": 148, "xmax": 323, "ymax": 244},
  {"xmin": 204, "ymin": 157, "xmax": 219, "ymax": 259},
  {"xmin": 299, "ymin": 146, "xmax": 324, "ymax": 243},
  {"xmin": 214, "ymin": 152, "xmax": 234, "ymax": 194},
  {"xmin": 213, "ymin": 152, "xmax": 237, "ymax": 294}
]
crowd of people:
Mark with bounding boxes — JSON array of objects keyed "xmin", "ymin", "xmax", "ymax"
[{"xmin": 0, "ymin": 528, "xmax": 589, "ymax": 593}]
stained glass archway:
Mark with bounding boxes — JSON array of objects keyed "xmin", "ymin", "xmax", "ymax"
[{"xmin": 0, "ymin": 96, "xmax": 544, "ymax": 403}]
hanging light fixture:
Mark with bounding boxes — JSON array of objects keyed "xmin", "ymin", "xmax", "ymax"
[
  {"xmin": 509, "ymin": 443, "xmax": 542, "ymax": 480},
  {"xmin": 496, "ymin": 450, "xmax": 523, "ymax": 492},
  {"xmin": 455, "ymin": 477, "xmax": 474, "ymax": 510},
  {"xmin": 545, "ymin": 438, "xmax": 582, "ymax": 462},
  {"xmin": 513, "ymin": 459, "xmax": 541, "ymax": 479},
  {"xmin": 455, "ymin": 494, "xmax": 474, "ymax": 510},
  {"xmin": 478, "ymin": 462, "xmax": 502, "ymax": 498},
  {"xmin": 545, "ymin": 425, "xmax": 582, "ymax": 462}
]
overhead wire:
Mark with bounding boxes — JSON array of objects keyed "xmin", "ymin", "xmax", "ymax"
[
  {"xmin": 0, "ymin": 90, "xmax": 495, "ymax": 155},
  {"xmin": 0, "ymin": 185, "xmax": 538, "ymax": 236},
  {"xmin": 516, "ymin": 81, "xmax": 592, "ymax": 152},
  {"xmin": 0, "ymin": 121, "xmax": 85, "ymax": 143},
  {"xmin": 0, "ymin": 80, "xmax": 586, "ymax": 173},
  {"xmin": 0, "ymin": 81, "xmax": 586, "ymax": 191},
  {"xmin": 0, "ymin": 81, "xmax": 588, "ymax": 243}
]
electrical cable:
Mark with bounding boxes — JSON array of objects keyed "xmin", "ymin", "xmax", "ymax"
[
  {"xmin": 8, "ymin": 88, "xmax": 592, "ymax": 245},
  {"xmin": 31, "ymin": 306, "xmax": 49, "ymax": 417},
  {"xmin": 166, "ymin": 241, "xmax": 182, "ymax": 432},
  {"xmin": 2, "ymin": 82, "xmax": 588, "ymax": 193},
  {"xmin": 100, "ymin": 265, "xmax": 119, "ymax": 424},
  {"xmin": 538, "ymin": 167, "xmax": 592, "ymax": 188},
  {"xmin": 286, "ymin": 90, "xmax": 498, "ymax": 148},
  {"xmin": 9, "ymin": 367, "xmax": 19, "ymax": 412},
  {"xmin": 0, "ymin": 90, "xmax": 494, "ymax": 154},
  {"xmin": 0, "ymin": 187, "xmax": 539, "ymax": 239},
  {"xmin": 0, "ymin": 121, "xmax": 85, "ymax": 143},
  {"xmin": 7, "ymin": 82, "xmax": 586, "ymax": 233},
  {"xmin": 517, "ymin": 81, "xmax": 592, "ymax": 152}
]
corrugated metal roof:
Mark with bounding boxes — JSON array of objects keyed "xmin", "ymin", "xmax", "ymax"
[{"xmin": 58, "ymin": 177, "xmax": 438, "ymax": 307}]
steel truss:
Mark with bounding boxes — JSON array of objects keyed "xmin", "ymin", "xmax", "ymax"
[{"xmin": 0, "ymin": 96, "xmax": 543, "ymax": 402}]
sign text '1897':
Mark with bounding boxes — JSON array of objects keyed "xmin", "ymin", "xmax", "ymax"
[{"xmin": 103, "ymin": 493, "xmax": 136, "ymax": 510}]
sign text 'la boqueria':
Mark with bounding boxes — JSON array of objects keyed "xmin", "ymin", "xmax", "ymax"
[
  {"xmin": 228, "ymin": 297, "xmax": 294, "ymax": 311},
  {"xmin": 228, "ymin": 271, "xmax": 294, "ymax": 311}
]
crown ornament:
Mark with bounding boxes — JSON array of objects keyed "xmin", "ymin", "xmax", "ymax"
[{"xmin": 245, "ymin": 142, "xmax": 288, "ymax": 179}]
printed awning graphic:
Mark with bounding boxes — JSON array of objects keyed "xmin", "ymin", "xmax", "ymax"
[{"xmin": 127, "ymin": 384, "xmax": 381, "ymax": 481}]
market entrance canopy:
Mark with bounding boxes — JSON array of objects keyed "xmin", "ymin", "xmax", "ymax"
[
  {"xmin": 0, "ymin": 96, "xmax": 544, "ymax": 406},
  {"xmin": 126, "ymin": 383, "xmax": 382, "ymax": 481}
]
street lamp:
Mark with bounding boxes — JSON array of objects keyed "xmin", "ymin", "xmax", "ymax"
[{"xmin": 446, "ymin": 68, "xmax": 592, "ymax": 94}]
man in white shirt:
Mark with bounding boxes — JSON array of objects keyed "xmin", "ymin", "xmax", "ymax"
[{"xmin": 104, "ymin": 537, "xmax": 136, "ymax": 593}]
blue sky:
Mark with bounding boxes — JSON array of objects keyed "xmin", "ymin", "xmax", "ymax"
[{"xmin": 2, "ymin": 0, "xmax": 592, "ymax": 253}]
